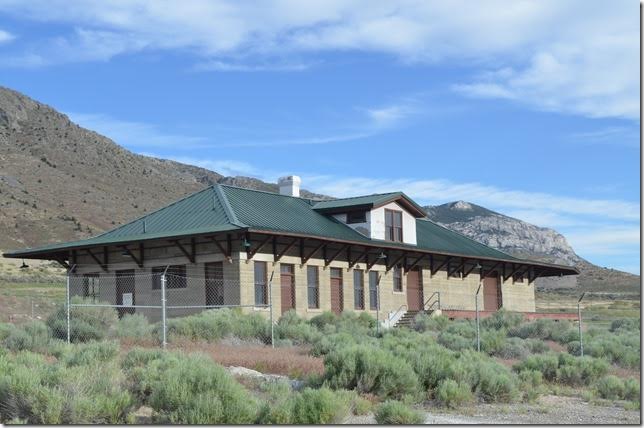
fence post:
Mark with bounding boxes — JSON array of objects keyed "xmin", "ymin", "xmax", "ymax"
[
  {"xmin": 66, "ymin": 268, "xmax": 71, "ymax": 344},
  {"xmin": 577, "ymin": 292, "xmax": 585, "ymax": 357},
  {"xmin": 268, "ymin": 270, "xmax": 275, "ymax": 348},
  {"xmin": 475, "ymin": 283, "xmax": 482, "ymax": 352},
  {"xmin": 161, "ymin": 266, "xmax": 169, "ymax": 350}
]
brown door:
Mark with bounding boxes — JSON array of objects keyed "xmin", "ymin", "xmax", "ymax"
[
  {"xmin": 280, "ymin": 264, "xmax": 295, "ymax": 314},
  {"xmin": 483, "ymin": 273, "xmax": 501, "ymax": 311},
  {"xmin": 116, "ymin": 269, "xmax": 135, "ymax": 318},
  {"xmin": 330, "ymin": 268, "xmax": 343, "ymax": 315},
  {"xmin": 205, "ymin": 262, "xmax": 224, "ymax": 306},
  {"xmin": 406, "ymin": 267, "xmax": 423, "ymax": 311}
]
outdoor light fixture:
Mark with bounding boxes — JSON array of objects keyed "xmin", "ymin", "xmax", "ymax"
[
  {"xmin": 377, "ymin": 252, "xmax": 387, "ymax": 259},
  {"xmin": 20, "ymin": 259, "xmax": 29, "ymax": 269},
  {"xmin": 121, "ymin": 249, "xmax": 132, "ymax": 257},
  {"xmin": 474, "ymin": 262, "xmax": 482, "ymax": 270},
  {"xmin": 242, "ymin": 238, "xmax": 252, "ymax": 248}
]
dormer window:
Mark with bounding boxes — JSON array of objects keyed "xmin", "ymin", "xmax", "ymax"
[
  {"xmin": 385, "ymin": 209, "xmax": 403, "ymax": 242},
  {"xmin": 347, "ymin": 211, "xmax": 367, "ymax": 224}
]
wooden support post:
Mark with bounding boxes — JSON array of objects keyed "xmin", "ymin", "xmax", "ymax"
[
  {"xmin": 431, "ymin": 256, "xmax": 451, "ymax": 276},
  {"xmin": 324, "ymin": 244, "xmax": 347, "ymax": 267},
  {"xmin": 406, "ymin": 254, "xmax": 425, "ymax": 272},
  {"xmin": 247, "ymin": 235, "xmax": 272, "ymax": 260},
  {"xmin": 301, "ymin": 241, "xmax": 326, "ymax": 266},
  {"xmin": 275, "ymin": 238, "xmax": 298, "ymax": 263},
  {"xmin": 86, "ymin": 249, "xmax": 107, "ymax": 272},
  {"xmin": 170, "ymin": 239, "xmax": 195, "ymax": 264},
  {"xmin": 386, "ymin": 252, "xmax": 406, "ymax": 272}
]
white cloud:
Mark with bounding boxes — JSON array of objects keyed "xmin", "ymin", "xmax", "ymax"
[
  {"xmin": 0, "ymin": 29, "xmax": 14, "ymax": 43},
  {"xmin": 157, "ymin": 156, "xmax": 261, "ymax": 177},
  {"xmin": 0, "ymin": 0, "xmax": 637, "ymax": 120},
  {"xmin": 565, "ymin": 226, "xmax": 640, "ymax": 257},
  {"xmin": 67, "ymin": 112, "xmax": 210, "ymax": 149},
  {"xmin": 304, "ymin": 175, "xmax": 640, "ymax": 222},
  {"xmin": 192, "ymin": 60, "xmax": 312, "ymax": 72}
]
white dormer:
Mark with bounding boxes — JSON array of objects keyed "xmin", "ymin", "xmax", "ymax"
[{"xmin": 315, "ymin": 192, "xmax": 425, "ymax": 246}]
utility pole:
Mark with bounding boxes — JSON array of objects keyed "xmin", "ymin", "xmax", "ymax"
[
  {"xmin": 577, "ymin": 292, "xmax": 586, "ymax": 357},
  {"xmin": 475, "ymin": 283, "xmax": 482, "ymax": 352}
]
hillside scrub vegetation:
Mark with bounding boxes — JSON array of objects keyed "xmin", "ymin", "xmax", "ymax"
[{"xmin": 0, "ymin": 307, "xmax": 640, "ymax": 423}]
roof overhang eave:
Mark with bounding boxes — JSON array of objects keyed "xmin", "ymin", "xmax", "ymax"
[{"xmin": 244, "ymin": 228, "xmax": 579, "ymax": 276}]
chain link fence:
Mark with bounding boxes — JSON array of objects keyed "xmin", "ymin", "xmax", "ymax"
[{"xmin": 58, "ymin": 269, "xmax": 274, "ymax": 347}]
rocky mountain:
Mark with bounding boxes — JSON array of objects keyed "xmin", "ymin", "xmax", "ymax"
[
  {"xmin": 425, "ymin": 201, "xmax": 640, "ymax": 293},
  {"xmin": 0, "ymin": 86, "xmax": 324, "ymax": 250}
]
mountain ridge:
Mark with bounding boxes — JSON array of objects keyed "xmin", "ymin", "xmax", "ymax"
[{"xmin": 0, "ymin": 86, "xmax": 638, "ymax": 293}]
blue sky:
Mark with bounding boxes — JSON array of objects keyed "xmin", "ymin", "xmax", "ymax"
[{"xmin": 0, "ymin": 1, "xmax": 639, "ymax": 273}]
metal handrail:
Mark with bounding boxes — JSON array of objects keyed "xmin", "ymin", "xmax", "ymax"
[
  {"xmin": 390, "ymin": 304, "xmax": 408, "ymax": 321},
  {"xmin": 424, "ymin": 291, "xmax": 441, "ymax": 312}
]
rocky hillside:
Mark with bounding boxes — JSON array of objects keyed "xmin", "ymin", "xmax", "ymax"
[
  {"xmin": 0, "ymin": 87, "xmax": 323, "ymax": 250},
  {"xmin": 425, "ymin": 201, "xmax": 640, "ymax": 293}
]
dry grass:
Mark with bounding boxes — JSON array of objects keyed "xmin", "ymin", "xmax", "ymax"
[{"xmin": 167, "ymin": 339, "xmax": 324, "ymax": 378}]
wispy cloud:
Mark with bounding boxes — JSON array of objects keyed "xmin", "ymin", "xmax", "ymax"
[
  {"xmin": 568, "ymin": 126, "xmax": 638, "ymax": 147},
  {"xmin": 0, "ymin": 29, "xmax": 14, "ymax": 43},
  {"xmin": 0, "ymin": 1, "xmax": 637, "ymax": 120},
  {"xmin": 565, "ymin": 226, "xmax": 640, "ymax": 257},
  {"xmin": 66, "ymin": 112, "xmax": 210, "ymax": 149},
  {"xmin": 192, "ymin": 60, "xmax": 312, "ymax": 72}
]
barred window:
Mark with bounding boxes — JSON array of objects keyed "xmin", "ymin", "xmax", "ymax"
[
  {"xmin": 307, "ymin": 266, "xmax": 320, "ymax": 309},
  {"xmin": 369, "ymin": 271, "xmax": 379, "ymax": 310},
  {"xmin": 83, "ymin": 273, "xmax": 100, "ymax": 302},
  {"xmin": 152, "ymin": 265, "xmax": 186, "ymax": 289},
  {"xmin": 353, "ymin": 269, "xmax": 364, "ymax": 310},
  {"xmin": 385, "ymin": 209, "xmax": 403, "ymax": 242},
  {"xmin": 393, "ymin": 266, "xmax": 403, "ymax": 292},
  {"xmin": 254, "ymin": 261, "xmax": 268, "ymax": 306}
]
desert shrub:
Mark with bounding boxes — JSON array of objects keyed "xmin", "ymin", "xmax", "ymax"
[
  {"xmin": 481, "ymin": 309, "xmax": 524, "ymax": 330},
  {"xmin": 47, "ymin": 297, "xmax": 118, "ymax": 342},
  {"xmin": 481, "ymin": 329, "xmax": 507, "ymax": 355},
  {"xmin": 374, "ymin": 400, "xmax": 424, "ymax": 424},
  {"xmin": 311, "ymin": 331, "xmax": 376, "ymax": 357},
  {"xmin": 0, "ymin": 349, "xmax": 133, "ymax": 424},
  {"xmin": 436, "ymin": 379, "xmax": 473, "ymax": 408},
  {"xmin": 475, "ymin": 362, "xmax": 518, "ymax": 402},
  {"xmin": 412, "ymin": 313, "xmax": 448, "ymax": 332},
  {"xmin": 323, "ymin": 345, "xmax": 419, "ymax": 400},
  {"xmin": 509, "ymin": 319, "xmax": 577, "ymax": 344},
  {"xmin": 62, "ymin": 341, "xmax": 119, "ymax": 367},
  {"xmin": 514, "ymin": 353, "xmax": 608, "ymax": 386},
  {"xmin": 444, "ymin": 320, "xmax": 476, "ymax": 338},
  {"xmin": 623, "ymin": 378, "xmax": 640, "ymax": 402},
  {"xmin": 276, "ymin": 311, "xmax": 323, "ymax": 345},
  {"xmin": 167, "ymin": 308, "xmax": 270, "ymax": 343},
  {"xmin": 352, "ymin": 396, "xmax": 373, "ymax": 415},
  {"xmin": 524, "ymin": 338, "xmax": 550, "ymax": 354},
  {"xmin": 610, "ymin": 318, "xmax": 640, "ymax": 333},
  {"xmin": 113, "ymin": 314, "xmax": 154, "ymax": 339},
  {"xmin": 595, "ymin": 375, "xmax": 626, "ymax": 400},
  {"xmin": 495, "ymin": 337, "xmax": 529, "ymax": 359},
  {"xmin": 143, "ymin": 352, "xmax": 258, "ymax": 424},
  {"xmin": 290, "ymin": 388, "xmax": 350, "ymax": 424},
  {"xmin": 0, "ymin": 323, "xmax": 14, "ymax": 341},
  {"xmin": 568, "ymin": 333, "xmax": 640, "ymax": 369},
  {"xmin": 518, "ymin": 369, "xmax": 544, "ymax": 402},
  {"xmin": 2, "ymin": 321, "xmax": 51, "ymax": 352},
  {"xmin": 438, "ymin": 332, "xmax": 473, "ymax": 351},
  {"xmin": 309, "ymin": 311, "xmax": 338, "ymax": 330}
]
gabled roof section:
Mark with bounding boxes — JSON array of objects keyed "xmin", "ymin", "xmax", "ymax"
[
  {"xmin": 220, "ymin": 185, "xmax": 371, "ymax": 242},
  {"xmin": 4, "ymin": 186, "xmax": 243, "ymax": 257},
  {"xmin": 312, "ymin": 192, "xmax": 427, "ymax": 217}
]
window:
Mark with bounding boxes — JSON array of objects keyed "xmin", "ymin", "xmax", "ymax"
[
  {"xmin": 385, "ymin": 209, "xmax": 403, "ymax": 242},
  {"xmin": 393, "ymin": 266, "xmax": 403, "ymax": 292},
  {"xmin": 353, "ymin": 269, "xmax": 364, "ymax": 310},
  {"xmin": 369, "ymin": 271, "xmax": 379, "ymax": 310},
  {"xmin": 152, "ymin": 265, "xmax": 187, "ymax": 289},
  {"xmin": 307, "ymin": 266, "xmax": 319, "ymax": 309},
  {"xmin": 83, "ymin": 273, "xmax": 100, "ymax": 302},
  {"xmin": 254, "ymin": 261, "xmax": 268, "ymax": 306},
  {"xmin": 347, "ymin": 211, "xmax": 367, "ymax": 224}
]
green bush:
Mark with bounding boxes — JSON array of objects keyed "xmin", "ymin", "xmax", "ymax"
[
  {"xmin": 113, "ymin": 314, "xmax": 154, "ymax": 339},
  {"xmin": 623, "ymin": 378, "xmax": 640, "ymax": 402},
  {"xmin": 514, "ymin": 353, "xmax": 608, "ymax": 386},
  {"xmin": 481, "ymin": 309, "xmax": 524, "ymax": 330},
  {"xmin": 412, "ymin": 313, "xmax": 448, "ymax": 332},
  {"xmin": 595, "ymin": 375, "xmax": 625, "ymax": 400},
  {"xmin": 438, "ymin": 332, "xmax": 473, "ymax": 351},
  {"xmin": 323, "ymin": 345, "xmax": 420, "ymax": 399},
  {"xmin": 62, "ymin": 341, "xmax": 119, "ymax": 367},
  {"xmin": 481, "ymin": 329, "xmax": 507, "ymax": 355},
  {"xmin": 309, "ymin": 311, "xmax": 338, "ymax": 330},
  {"xmin": 509, "ymin": 319, "xmax": 577, "ymax": 344},
  {"xmin": 167, "ymin": 308, "xmax": 270, "ymax": 343},
  {"xmin": 2, "ymin": 321, "xmax": 51, "ymax": 352},
  {"xmin": 436, "ymin": 379, "xmax": 473, "ymax": 408},
  {"xmin": 47, "ymin": 297, "xmax": 119, "ymax": 343},
  {"xmin": 276, "ymin": 311, "xmax": 323, "ymax": 345},
  {"xmin": 352, "ymin": 396, "xmax": 373, "ymax": 415},
  {"xmin": 495, "ymin": 337, "xmax": 529, "ymax": 359},
  {"xmin": 290, "ymin": 388, "xmax": 350, "ymax": 424},
  {"xmin": 374, "ymin": 401, "xmax": 424, "ymax": 424},
  {"xmin": 610, "ymin": 318, "xmax": 640, "ymax": 333},
  {"xmin": 568, "ymin": 333, "xmax": 640, "ymax": 369},
  {"xmin": 143, "ymin": 352, "xmax": 258, "ymax": 424}
]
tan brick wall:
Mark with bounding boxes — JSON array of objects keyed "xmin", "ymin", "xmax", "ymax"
[
  {"xmin": 422, "ymin": 267, "xmax": 484, "ymax": 311},
  {"xmin": 500, "ymin": 277, "xmax": 536, "ymax": 312}
]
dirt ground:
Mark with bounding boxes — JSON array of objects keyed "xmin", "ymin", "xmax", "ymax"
[{"xmin": 347, "ymin": 395, "xmax": 641, "ymax": 425}]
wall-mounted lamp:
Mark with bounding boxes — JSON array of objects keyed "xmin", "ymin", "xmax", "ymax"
[
  {"xmin": 20, "ymin": 259, "xmax": 29, "ymax": 269},
  {"xmin": 474, "ymin": 262, "xmax": 482, "ymax": 270},
  {"xmin": 242, "ymin": 238, "xmax": 252, "ymax": 249},
  {"xmin": 377, "ymin": 252, "xmax": 387, "ymax": 260}
]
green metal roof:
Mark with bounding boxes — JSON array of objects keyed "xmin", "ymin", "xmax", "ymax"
[{"xmin": 3, "ymin": 184, "xmax": 577, "ymax": 273}]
